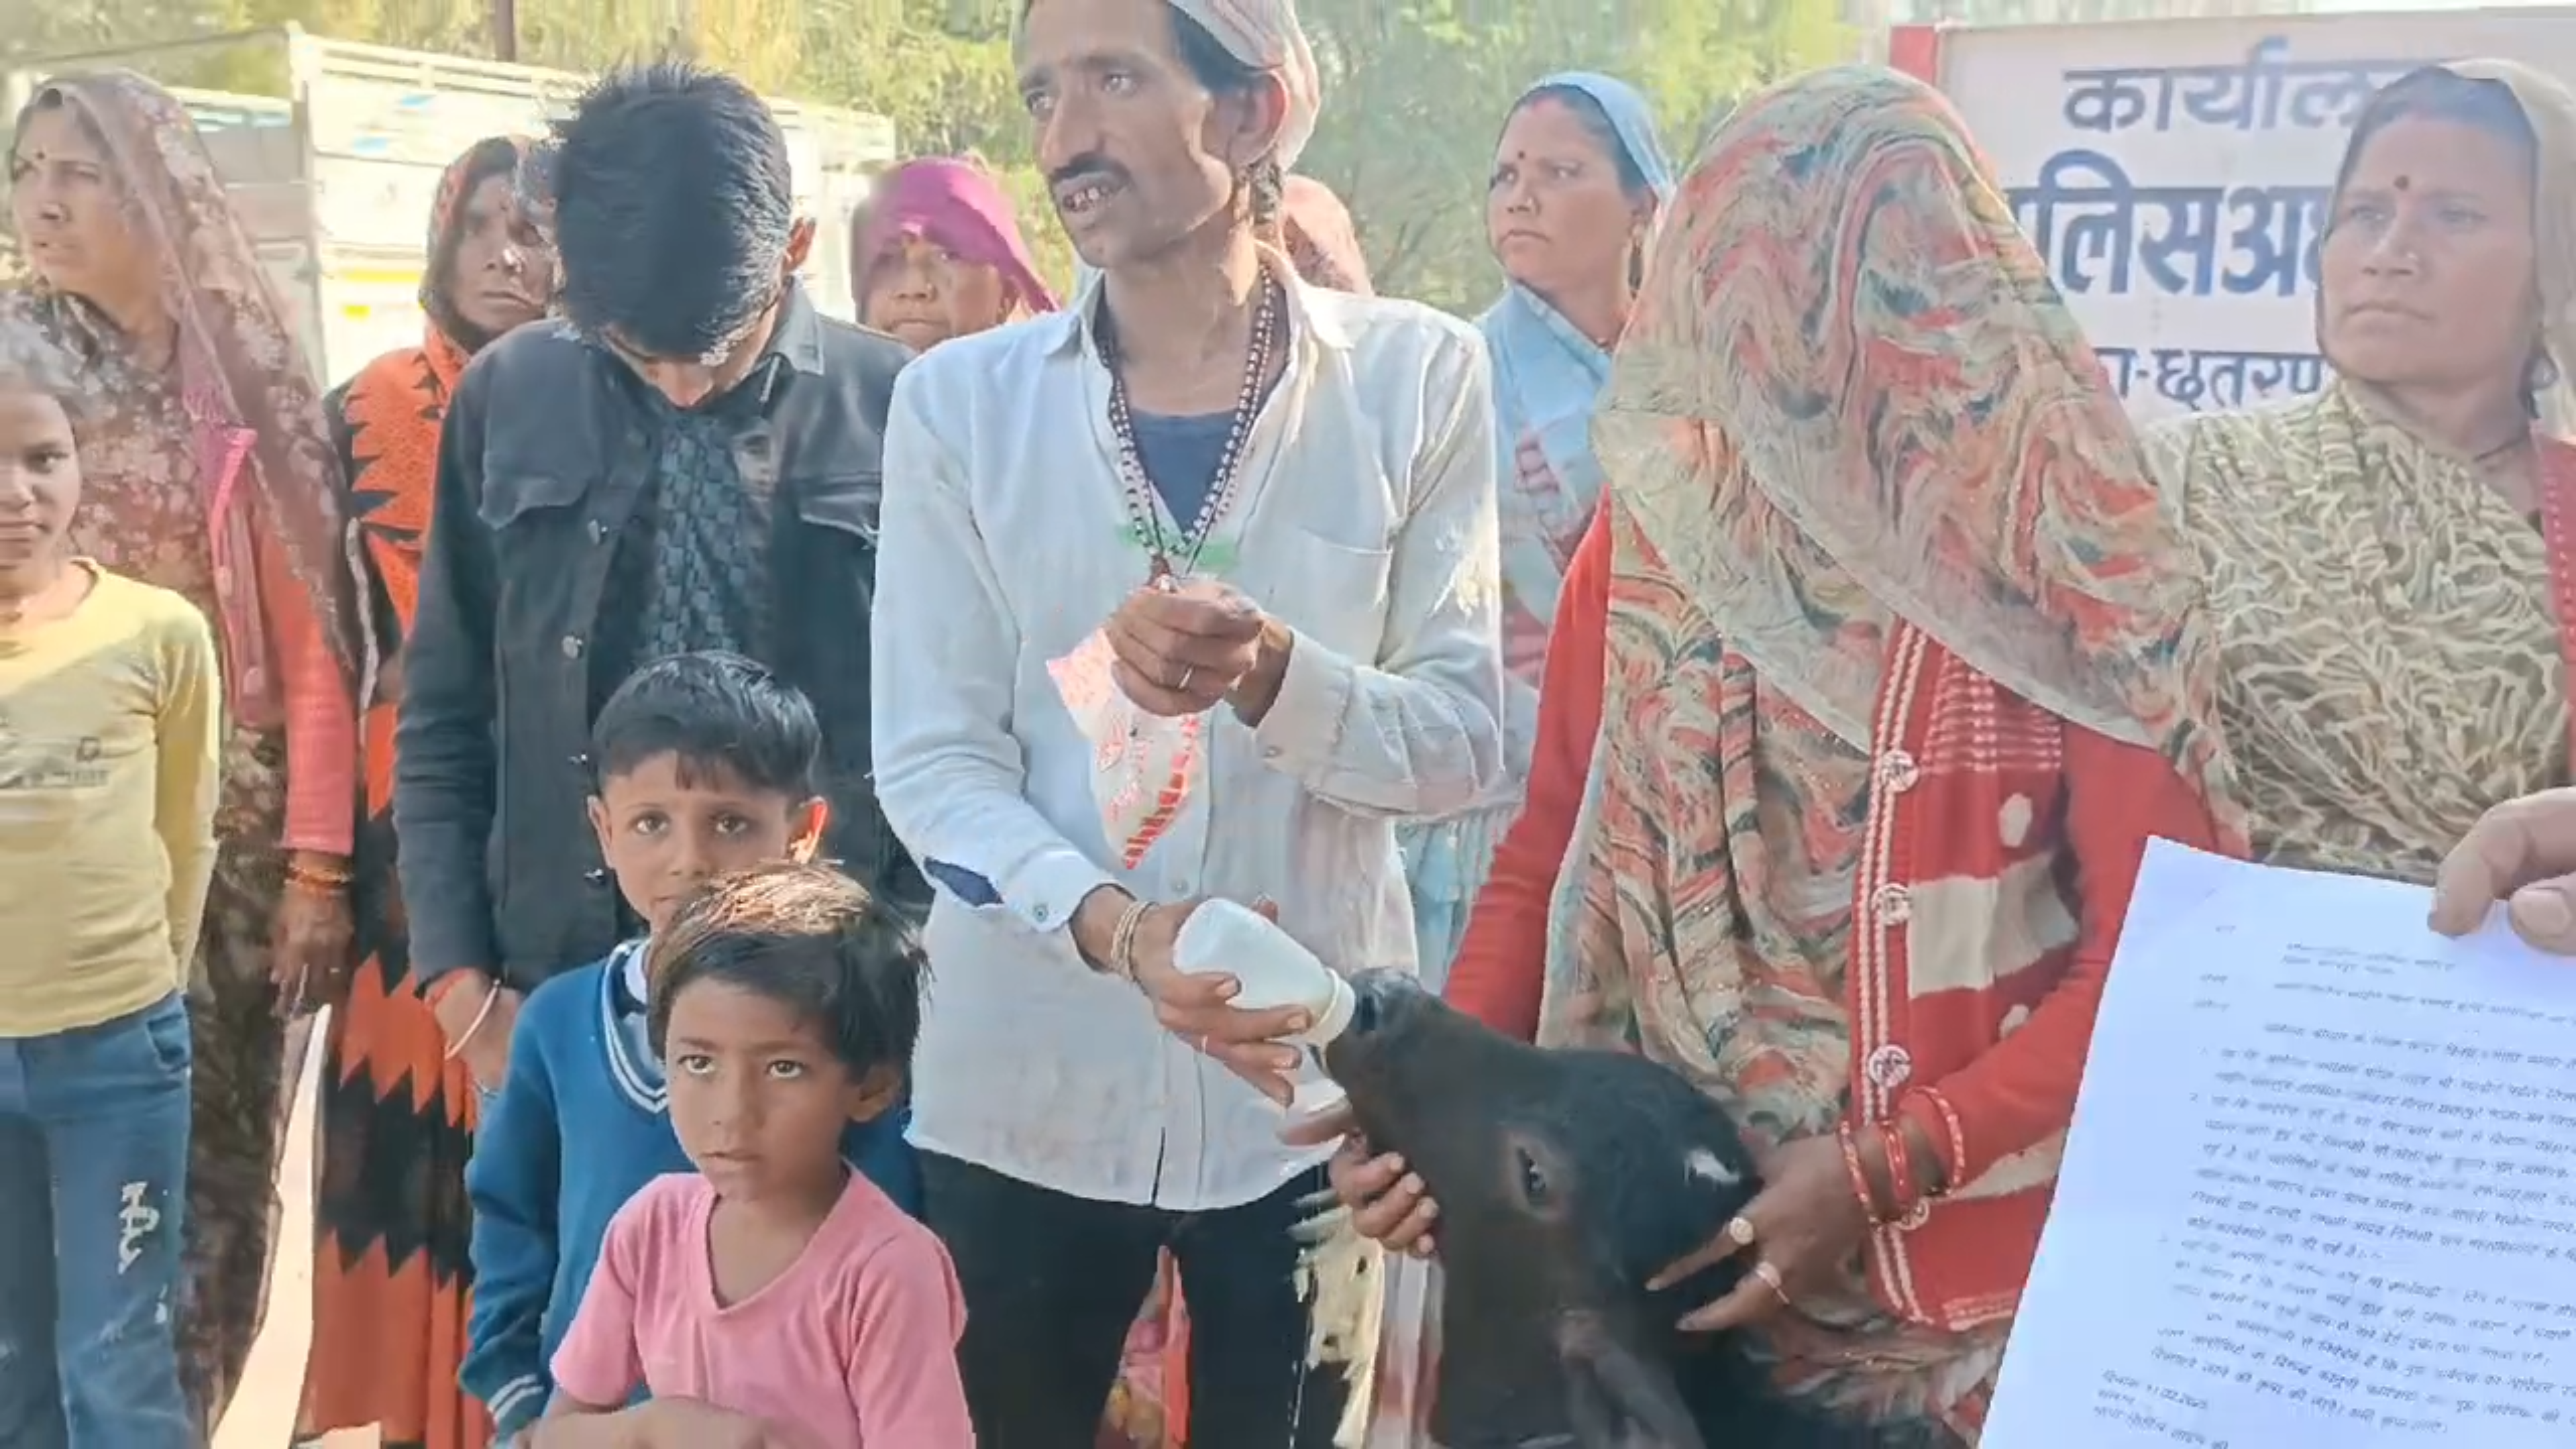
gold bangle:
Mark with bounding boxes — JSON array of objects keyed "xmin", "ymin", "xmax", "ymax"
[{"xmin": 1106, "ymin": 898, "xmax": 1154, "ymax": 983}]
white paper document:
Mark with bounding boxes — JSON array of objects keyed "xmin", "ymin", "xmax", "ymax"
[{"xmin": 1986, "ymin": 841, "xmax": 2576, "ymax": 1448}]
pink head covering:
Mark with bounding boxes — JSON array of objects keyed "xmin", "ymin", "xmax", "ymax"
[
  {"xmin": 855, "ymin": 157, "xmax": 1059, "ymax": 313},
  {"xmin": 1279, "ymin": 174, "xmax": 1371, "ymax": 294}
]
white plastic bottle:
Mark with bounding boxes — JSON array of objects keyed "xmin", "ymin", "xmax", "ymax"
[{"xmin": 1171, "ymin": 898, "xmax": 1356, "ymax": 1046}]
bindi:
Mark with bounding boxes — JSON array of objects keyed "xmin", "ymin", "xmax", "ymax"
[{"xmin": 2392, "ymin": 175, "xmax": 2412, "ymax": 192}]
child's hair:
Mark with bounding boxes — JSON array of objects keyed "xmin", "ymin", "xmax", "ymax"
[
  {"xmin": 644, "ymin": 861, "xmax": 928, "ymax": 1081},
  {"xmin": 590, "ymin": 651, "xmax": 820, "ymax": 797}
]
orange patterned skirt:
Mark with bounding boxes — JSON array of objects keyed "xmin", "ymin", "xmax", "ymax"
[{"xmin": 295, "ymin": 704, "xmax": 490, "ymax": 1449}]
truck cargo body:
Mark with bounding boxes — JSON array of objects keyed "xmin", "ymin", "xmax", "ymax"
[{"xmin": 7, "ymin": 30, "xmax": 898, "ymax": 385}]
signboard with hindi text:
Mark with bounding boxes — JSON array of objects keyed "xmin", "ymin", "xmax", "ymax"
[{"xmin": 1894, "ymin": 10, "xmax": 2576, "ymax": 419}]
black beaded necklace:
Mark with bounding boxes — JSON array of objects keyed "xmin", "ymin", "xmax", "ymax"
[{"xmin": 1096, "ymin": 274, "xmax": 1283, "ymax": 582}]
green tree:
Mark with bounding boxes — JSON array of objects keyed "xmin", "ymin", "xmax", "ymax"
[
  {"xmin": 1296, "ymin": 0, "xmax": 1855, "ymax": 310},
  {"xmin": 5, "ymin": 0, "xmax": 1858, "ymax": 313},
  {"xmin": 792, "ymin": 0, "xmax": 1071, "ymax": 289}
]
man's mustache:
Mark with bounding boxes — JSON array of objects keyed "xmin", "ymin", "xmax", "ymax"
[{"xmin": 1048, "ymin": 157, "xmax": 1130, "ymax": 195}]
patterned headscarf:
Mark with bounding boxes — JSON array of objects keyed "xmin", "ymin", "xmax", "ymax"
[
  {"xmin": 2359, "ymin": 60, "xmax": 2576, "ymax": 433},
  {"xmin": 341, "ymin": 136, "xmax": 540, "ymax": 639},
  {"xmin": 15, "ymin": 70, "xmax": 364, "ymax": 716},
  {"xmin": 421, "ymin": 134, "xmax": 546, "ymax": 351},
  {"xmin": 1594, "ymin": 65, "xmax": 2232, "ymax": 808}
]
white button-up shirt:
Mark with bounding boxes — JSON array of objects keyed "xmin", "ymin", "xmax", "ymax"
[{"xmin": 869, "ymin": 266, "xmax": 1505, "ymax": 1210}]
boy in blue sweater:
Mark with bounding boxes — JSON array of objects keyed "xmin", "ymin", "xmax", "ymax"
[{"xmin": 460, "ymin": 651, "xmax": 918, "ymax": 1442}]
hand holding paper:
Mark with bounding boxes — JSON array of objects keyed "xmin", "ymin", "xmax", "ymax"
[
  {"xmin": 1986, "ymin": 842, "xmax": 2576, "ymax": 1448},
  {"xmin": 2432, "ymin": 787, "xmax": 2576, "ymax": 954}
]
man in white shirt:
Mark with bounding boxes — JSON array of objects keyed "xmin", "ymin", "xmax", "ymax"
[{"xmin": 867, "ymin": 0, "xmax": 1503, "ymax": 1440}]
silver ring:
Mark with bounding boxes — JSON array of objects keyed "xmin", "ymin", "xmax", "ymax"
[
  {"xmin": 1177, "ymin": 666, "xmax": 1195, "ymax": 692},
  {"xmin": 1724, "ymin": 1215, "xmax": 1758, "ymax": 1249}
]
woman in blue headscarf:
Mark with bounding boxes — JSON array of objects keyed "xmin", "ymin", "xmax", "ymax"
[{"xmin": 1399, "ymin": 72, "xmax": 1675, "ymax": 979}]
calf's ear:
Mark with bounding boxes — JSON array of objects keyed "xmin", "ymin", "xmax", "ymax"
[{"xmin": 1557, "ymin": 1313, "xmax": 1705, "ymax": 1449}]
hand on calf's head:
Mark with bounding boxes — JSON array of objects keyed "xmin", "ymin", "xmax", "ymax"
[{"xmin": 1318, "ymin": 970, "xmax": 1841, "ymax": 1448}]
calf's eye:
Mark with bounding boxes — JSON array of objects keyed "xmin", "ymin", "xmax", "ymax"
[{"xmin": 1516, "ymin": 1146, "xmax": 1551, "ymax": 1205}]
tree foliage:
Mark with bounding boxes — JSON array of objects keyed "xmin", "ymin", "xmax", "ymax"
[
  {"xmin": 1, "ymin": 0, "xmax": 1871, "ymax": 312},
  {"xmin": 1294, "ymin": 0, "xmax": 1856, "ymax": 307}
]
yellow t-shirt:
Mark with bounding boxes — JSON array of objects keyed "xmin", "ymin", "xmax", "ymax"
[{"xmin": 0, "ymin": 564, "xmax": 221, "ymax": 1036}]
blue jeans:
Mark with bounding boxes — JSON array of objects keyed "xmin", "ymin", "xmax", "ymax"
[{"xmin": 0, "ymin": 994, "xmax": 195, "ymax": 1449}]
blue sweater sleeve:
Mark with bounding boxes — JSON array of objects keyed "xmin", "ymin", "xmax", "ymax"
[
  {"xmin": 462, "ymin": 989, "xmax": 566, "ymax": 1438},
  {"xmin": 844, "ymin": 1097, "xmax": 920, "ymax": 1217}
]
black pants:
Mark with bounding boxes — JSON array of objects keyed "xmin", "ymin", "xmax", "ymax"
[{"xmin": 920, "ymin": 1152, "xmax": 1350, "ymax": 1448}]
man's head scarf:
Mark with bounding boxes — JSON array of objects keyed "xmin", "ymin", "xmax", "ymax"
[
  {"xmin": 1168, "ymin": 0, "xmax": 1322, "ymax": 169},
  {"xmin": 1066, "ymin": 0, "xmax": 1324, "ymax": 297}
]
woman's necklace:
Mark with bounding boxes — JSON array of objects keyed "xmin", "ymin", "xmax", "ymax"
[{"xmin": 1098, "ymin": 275, "xmax": 1282, "ymax": 584}]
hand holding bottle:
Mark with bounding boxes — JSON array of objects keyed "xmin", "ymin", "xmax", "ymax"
[
  {"xmin": 1157, "ymin": 897, "xmax": 1353, "ymax": 1106},
  {"xmin": 1073, "ymin": 890, "xmax": 1348, "ymax": 1106}
]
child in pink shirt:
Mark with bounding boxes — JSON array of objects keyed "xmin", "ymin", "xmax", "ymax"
[{"xmin": 533, "ymin": 863, "xmax": 971, "ymax": 1448}]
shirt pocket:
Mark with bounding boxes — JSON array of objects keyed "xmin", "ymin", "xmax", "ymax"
[
  {"xmin": 475, "ymin": 468, "xmax": 591, "ymax": 535},
  {"xmin": 474, "ymin": 468, "xmax": 595, "ymax": 605},
  {"xmin": 791, "ymin": 472, "xmax": 883, "ymax": 545},
  {"xmin": 474, "ymin": 462, "xmax": 596, "ymax": 666},
  {"xmin": 1260, "ymin": 525, "xmax": 1395, "ymax": 660},
  {"xmin": 478, "ymin": 409, "xmax": 605, "ymax": 545}
]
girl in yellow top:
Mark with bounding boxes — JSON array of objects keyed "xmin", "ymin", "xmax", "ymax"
[{"xmin": 0, "ymin": 364, "xmax": 219, "ymax": 1448}]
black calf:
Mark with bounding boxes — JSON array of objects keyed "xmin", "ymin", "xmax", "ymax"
[{"xmin": 1321, "ymin": 969, "xmax": 1890, "ymax": 1449}]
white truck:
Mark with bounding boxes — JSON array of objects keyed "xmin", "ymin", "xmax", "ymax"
[
  {"xmin": 1890, "ymin": 7, "xmax": 2576, "ymax": 417},
  {"xmin": 5, "ymin": 28, "xmax": 900, "ymax": 385}
]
